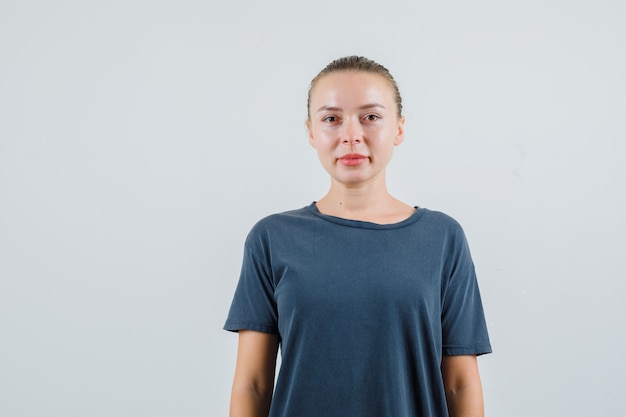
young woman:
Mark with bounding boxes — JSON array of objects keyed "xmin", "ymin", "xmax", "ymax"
[{"xmin": 224, "ymin": 56, "xmax": 492, "ymax": 417}]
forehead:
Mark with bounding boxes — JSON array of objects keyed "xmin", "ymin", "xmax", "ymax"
[{"xmin": 311, "ymin": 71, "xmax": 395, "ymax": 107}]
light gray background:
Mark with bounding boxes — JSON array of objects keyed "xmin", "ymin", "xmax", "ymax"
[{"xmin": 1, "ymin": 1, "xmax": 624, "ymax": 416}]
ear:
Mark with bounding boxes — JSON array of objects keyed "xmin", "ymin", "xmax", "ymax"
[
  {"xmin": 306, "ymin": 119, "xmax": 316, "ymax": 148},
  {"xmin": 394, "ymin": 116, "xmax": 405, "ymax": 146}
]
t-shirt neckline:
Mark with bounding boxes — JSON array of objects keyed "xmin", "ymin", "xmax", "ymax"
[{"xmin": 307, "ymin": 202, "xmax": 424, "ymax": 230}]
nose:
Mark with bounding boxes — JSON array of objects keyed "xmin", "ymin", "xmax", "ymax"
[{"xmin": 342, "ymin": 118, "xmax": 362, "ymax": 144}]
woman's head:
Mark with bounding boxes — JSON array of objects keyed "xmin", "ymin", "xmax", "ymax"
[
  {"xmin": 307, "ymin": 56, "xmax": 403, "ymax": 120},
  {"xmin": 305, "ymin": 57, "xmax": 405, "ymax": 188}
]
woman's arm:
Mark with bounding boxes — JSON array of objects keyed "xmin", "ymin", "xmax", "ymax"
[
  {"xmin": 229, "ymin": 330, "xmax": 279, "ymax": 417},
  {"xmin": 441, "ymin": 355, "xmax": 485, "ymax": 417}
]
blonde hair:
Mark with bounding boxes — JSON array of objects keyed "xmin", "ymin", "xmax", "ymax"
[{"xmin": 307, "ymin": 55, "xmax": 403, "ymax": 119}]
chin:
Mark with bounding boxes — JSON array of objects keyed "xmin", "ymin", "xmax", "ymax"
[{"xmin": 335, "ymin": 175, "xmax": 370, "ymax": 185}]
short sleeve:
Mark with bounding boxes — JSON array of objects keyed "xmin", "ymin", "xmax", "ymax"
[
  {"xmin": 440, "ymin": 225, "xmax": 492, "ymax": 356},
  {"xmin": 223, "ymin": 226, "xmax": 279, "ymax": 335}
]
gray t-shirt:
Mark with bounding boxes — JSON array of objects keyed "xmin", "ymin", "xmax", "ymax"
[{"xmin": 224, "ymin": 203, "xmax": 491, "ymax": 417}]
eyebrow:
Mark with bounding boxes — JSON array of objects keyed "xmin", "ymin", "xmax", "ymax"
[{"xmin": 316, "ymin": 103, "xmax": 386, "ymax": 113}]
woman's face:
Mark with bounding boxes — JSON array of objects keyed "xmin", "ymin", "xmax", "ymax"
[{"xmin": 306, "ymin": 71, "xmax": 404, "ymax": 188}]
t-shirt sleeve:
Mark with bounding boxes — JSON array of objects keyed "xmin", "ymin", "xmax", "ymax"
[
  {"xmin": 440, "ymin": 223, "xmax": 492, "ymax": 356},
  {"xmin": 223, "ymin": 225, "xmax": 279, "ymax": 335}
]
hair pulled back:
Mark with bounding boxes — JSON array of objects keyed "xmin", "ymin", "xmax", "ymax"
[{"xmin": 307, "ymin": 55, "xmax": 403, "ymax": 120}]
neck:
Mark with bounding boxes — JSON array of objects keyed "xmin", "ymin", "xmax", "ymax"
[
  {"xmin": 320, "ymin": 184, "xmax": 392, "ymax": 214},
  {"xmin": 315, "ymin": 178, "xmax": 414, "ymax": 224}
]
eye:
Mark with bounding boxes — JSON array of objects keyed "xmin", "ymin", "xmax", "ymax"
[
  {"xmin": 364, "ymin": 114, "xmax": 380, "ymax": 121},
  {"xmin": 322, "ymin": 115, "xmax": 339, "ymax": 123}
]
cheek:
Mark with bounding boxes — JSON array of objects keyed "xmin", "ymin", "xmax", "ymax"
[
  {"xmin": 373, "ymin": 138, "xmax": 397, "ymax": 160},
  {"xmin": 316, "ymin": 144, "xmax": 336, "ymax": 162},
  {"xmin": 312, "ymin": 132, "xmax": 337, "ymax": 151}
]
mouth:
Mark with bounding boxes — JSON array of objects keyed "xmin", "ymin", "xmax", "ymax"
[{"xmin": 337, "ymin": 153, "xmax": 369, "ymax": 166}]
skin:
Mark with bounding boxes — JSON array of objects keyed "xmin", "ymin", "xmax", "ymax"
[
  {"xmin": 305, "ymin": 71, "xmax": 413, "ymax": 224},
  {"xmin": 442, "ymin": 355, "xmax": 485, "ymax": 417},
  {"xmin": 229, "ymin": 70, "xmax": 485, "ymax": 417},
  {"xmin": 229, "ymin": 331, "xmax": 279, "ymax": 417}
]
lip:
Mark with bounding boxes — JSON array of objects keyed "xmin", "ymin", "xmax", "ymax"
[{"xmin": 338, "ymin": 153, "xmax": 369, "ymax": 166}]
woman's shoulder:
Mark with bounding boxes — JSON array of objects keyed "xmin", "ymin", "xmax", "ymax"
[
  {"xmin": 255, "ymin": 204, "xmax": 314, "ymax": 225},
  {"xmin": 416, "ymin": 207, "xmax": 467, "ymax": 235},
  {"xmin": 419, "ymin": 207, "xmax": 459, "ymax": 223},
  {"xmin": 246, "ymin": 204, "xmax": 316, "ymax": 235}
]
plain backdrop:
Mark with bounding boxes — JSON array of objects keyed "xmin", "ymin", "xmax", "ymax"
[{"xmin": 1, "ymin": 1, "xmax": 625, "ymax": 416}]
